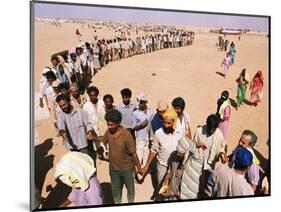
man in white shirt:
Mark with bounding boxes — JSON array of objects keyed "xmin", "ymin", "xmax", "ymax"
[
  {"xmin": 132, "ymin": 93, "xmax": 154, "ymax": 166},
  {"xmin": 68, "ymin": 52, "xmax": 83, "ymax": 93},
  {"xmin": 39, "ymin": 67, "xmax": 55, "ymax": 110},
  {"xmin": 83, "ymin": 86, "xmax": 107, "ymax": 156},
  {"xmin": 178, "ymin": 114, "xmax": 227, "ymax": 200},
  {"xmin": 172, "ymin": 97, "xmax": 192, "ymax": 139},
  {"xmin": 142, "ymin": 107, "xmax": 182, "ymax": 189},
  {"xmin": 46, "ymin": 80, "xmax": 61, "ymax": 131}
]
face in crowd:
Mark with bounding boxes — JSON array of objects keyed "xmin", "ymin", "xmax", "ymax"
[
  {"xmin": 105, "ymin": 110, "xmax": 122, "ymax": 134},
  {"xmin": 122, "ymin": 95, "xmax": 130, "ymax": 105},
  {"xmin": 53, "ymin": 86, "xmax": 60, "ymax": 94},
  {"xmin": 107, "ymin": 121, "xmax": 119, "ymax": 134},
  {"xmin": 51, "ymin": 57, "xmax": 59, "ymax": 68},
  {"xmin": 89, "ymin": 91, "xmax": 99, "ymax": 104},
  {"xmin": 157, "ymin": 109, "xmax": 166, "ymax": 119},
  {"xmin": 71, "ymin": 87, "xmax": 80, "ymax": 99},
  {"xmin": 138, "ymin": 100, "xmax": 147, "ymax": 111},
  {"xmin": 70, "ymin": 53, "xmax": 77, "ymax": 62},
  {"xmin": 104, "ymin": 97, "xmax": 114, "ymax": 111},
  {"xmin": 58, "ymin": 99, "xmax": 72, "ymax": 114},
  {"xmin": 162, "ymin": 116, "xmax": 174, "ymax": 134},
  {"xmin": 60, "ymin": 86, "xmax": 69, "ymax": 96},
  {"xmin": 238, "ymin": 135, "xmax": 251, "ymax": 148},
  {"xmin": 58, "ymin": 64, "xmax": 65, "ymax": 74},
  {"xmin": 174, "ymin": 106, "xmax": 183, "ymax": 117}
]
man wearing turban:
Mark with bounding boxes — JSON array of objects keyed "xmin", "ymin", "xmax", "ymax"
[{"xmin": 141, "ymin": 107, "xmax": 183, "ymax": 199}]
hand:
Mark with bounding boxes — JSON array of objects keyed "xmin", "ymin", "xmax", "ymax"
[
  {"xmin": 196, "ymin": 142, "xmax": 207, "ymax": 150},
  {"xmin": 220, "ymin": 153, "xmax": 228, "ymax": 164},
  {"xmin": 141, "ymin": 166, "xmax": 149, "ymax": 176},
  {"xmin": 39, "ymin": 100, "xmax": 44, "ymax": 108},
  {"xmin": 61, "ymin": 132, "xmax": 68, "ymax": 141},
  {"xmin": 137, "ymin": 167, "xmax": 145, "ymax": 176}
]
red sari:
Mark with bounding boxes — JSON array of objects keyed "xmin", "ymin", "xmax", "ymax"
[{"xmin": 250, "ymin": 70, "xmax": 264, "ymax": 105}]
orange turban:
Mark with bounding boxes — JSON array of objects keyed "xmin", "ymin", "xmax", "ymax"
[{"xmin": 162, "ymin": 107, "xmax": 178, "ymax": 129}]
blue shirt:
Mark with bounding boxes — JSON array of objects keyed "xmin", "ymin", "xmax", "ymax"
[
  {"xmin": 151, "ymin": 113, "xmax": 163, "ymax": 133},
  {"xmin": 132, "ymin": 108, "xmax": 154, "ymax": 140},
  {"xmin": 57, "ymin": 71, "xmax": 69, "ymax": 84}
]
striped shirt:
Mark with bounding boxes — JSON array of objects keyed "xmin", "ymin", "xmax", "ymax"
[
  {"xmin": 57, "ymin": 107, "xmax": 92, "ymax": 150},
  {"xmin": 116, "ymin": 102, "xmax": 137, "ymax": 129}
]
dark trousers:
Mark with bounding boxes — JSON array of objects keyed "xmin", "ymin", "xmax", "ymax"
[
  {"xmin": 109, "ymin": 168, "xmax": 135, "ymax": 204},
  {"xmin": 198, "ymin": 169, "xmax": 212, "ymax": 199}
]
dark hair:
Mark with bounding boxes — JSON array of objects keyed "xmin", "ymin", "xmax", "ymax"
[
  {"xmin": 70, "ymin": 53, "xmax": 77, "ymax": 57},
  {"xmin": 104, "ymin": 109, "xmax": 122, "ymax": 124},
  {"xmin": 120, "ymin": 88, "xmax": 132, "ymax": 97},
  {"xmin": 45, "ymin": 71, "xmax": 57, "ymax": 80},
  {"xmin": 172, "ymin": 97, "xmax": 185, "ymax": 110},
  {"xmin": 206, "ymin": 114, "xmax": 220, "ymax": 130},
  {"xmin": 56, "ymin": 94, "xmax": 71, "ymax": 103},
  {"xmin": 51, "ymin": 56, "xmax": 59, "ymax": 62},
  {"xmin": 216, "ymin": 90, "xmax": 229, "ymax": 114},
  {"xmin": 59, "ymin": 82, "xmax": 70, "ymax": 90},
  {"xmin": 242, "ymin": 130, "xmax": 258, "ymax": 147},
  {"xmin": 221, "ymin": 90, "xmax": 229, "ymax": 100},
  {"xmin": 58, "ymin": 64, "xmax": 64, "ymax": 70},
  {"xmin": 241, "ymin": 69, "xmax": 246, "ymax": 77},
  {"xmin": 234, "ymin": 163, "xmax": 249, "ymax": 171},
  {"xmin": 42, "ymin": 67, "xmax": 52, "ymax": 75},
  {"xmin": 87, "ymin": 86, "xmax": 99, "ymax": 95},
  {"xmin": 103, "ymin": 94, "xmax": 114, "ymax": 102}
]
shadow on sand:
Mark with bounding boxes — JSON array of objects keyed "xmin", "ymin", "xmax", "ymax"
[
  {"xmin": 229, "ymin": 97, "xmax": 252, "ymax": 109},
  {"xmin": 34, "ymin": 138, "xmax": 72, "ymax": 209},
  {"xmin": 100, "ymin": 182, "xmax": 114, "ymax": 205},
  {"xmin": 229, "ymin": 98, "xmax": 238, "ymax": 109},
  {"xmin": 41, "ymin": 178, "xmax": 72, "ymax": 209},
  {"xmin": 34, "ymin": 138, "xmax": 55, "ymax": 193},
  {"xmin": 243, "ymin": 98, "xmax": 252, "ymax": 106},
  {"xmin": 216, "ymin": 71, "xmax": 225, "ymax": 78}
]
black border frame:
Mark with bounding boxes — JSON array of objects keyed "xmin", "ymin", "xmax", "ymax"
[{"xmin": 30, "ymin": 0, "xmax": 271, "ymax": 211}]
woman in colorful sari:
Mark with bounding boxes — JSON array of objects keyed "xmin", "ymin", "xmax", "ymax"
[
  {"xmin": 236, "ymin": 69, "xmax": 250, "ymax": 109},
  {"xmin": 229, "ymin": 42, "xmax": 237, "ymax": 64},
  {"xmin": 250, "ymin": 70, "xmax": 264, "ymax": 106}
]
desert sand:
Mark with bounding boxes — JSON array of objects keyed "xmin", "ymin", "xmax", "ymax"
[{"xmin": 34, "ymin": 21, "xmax": 269, "ymax": 208}]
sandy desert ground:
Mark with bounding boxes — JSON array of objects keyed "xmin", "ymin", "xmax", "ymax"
[{"xmin": 33, "ymin": 21, "xmax": 269, "ymax": 208}]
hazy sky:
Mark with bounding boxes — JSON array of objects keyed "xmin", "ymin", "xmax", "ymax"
[{"xmin": 34, "ymin": 2, "xmax": 269, "ymax": 32}]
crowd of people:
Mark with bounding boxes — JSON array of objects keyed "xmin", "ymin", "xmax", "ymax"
[
  {"xmin": 220, "ymin": 39, "xmax": 237, "ymax": 77},
  {"xmin": 218, "ymin": 36, "xmax": 264, "ymax": 108},
  {"xmin": 36, "ymin": 28, "xmax": 268, "ymax": 209}
]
